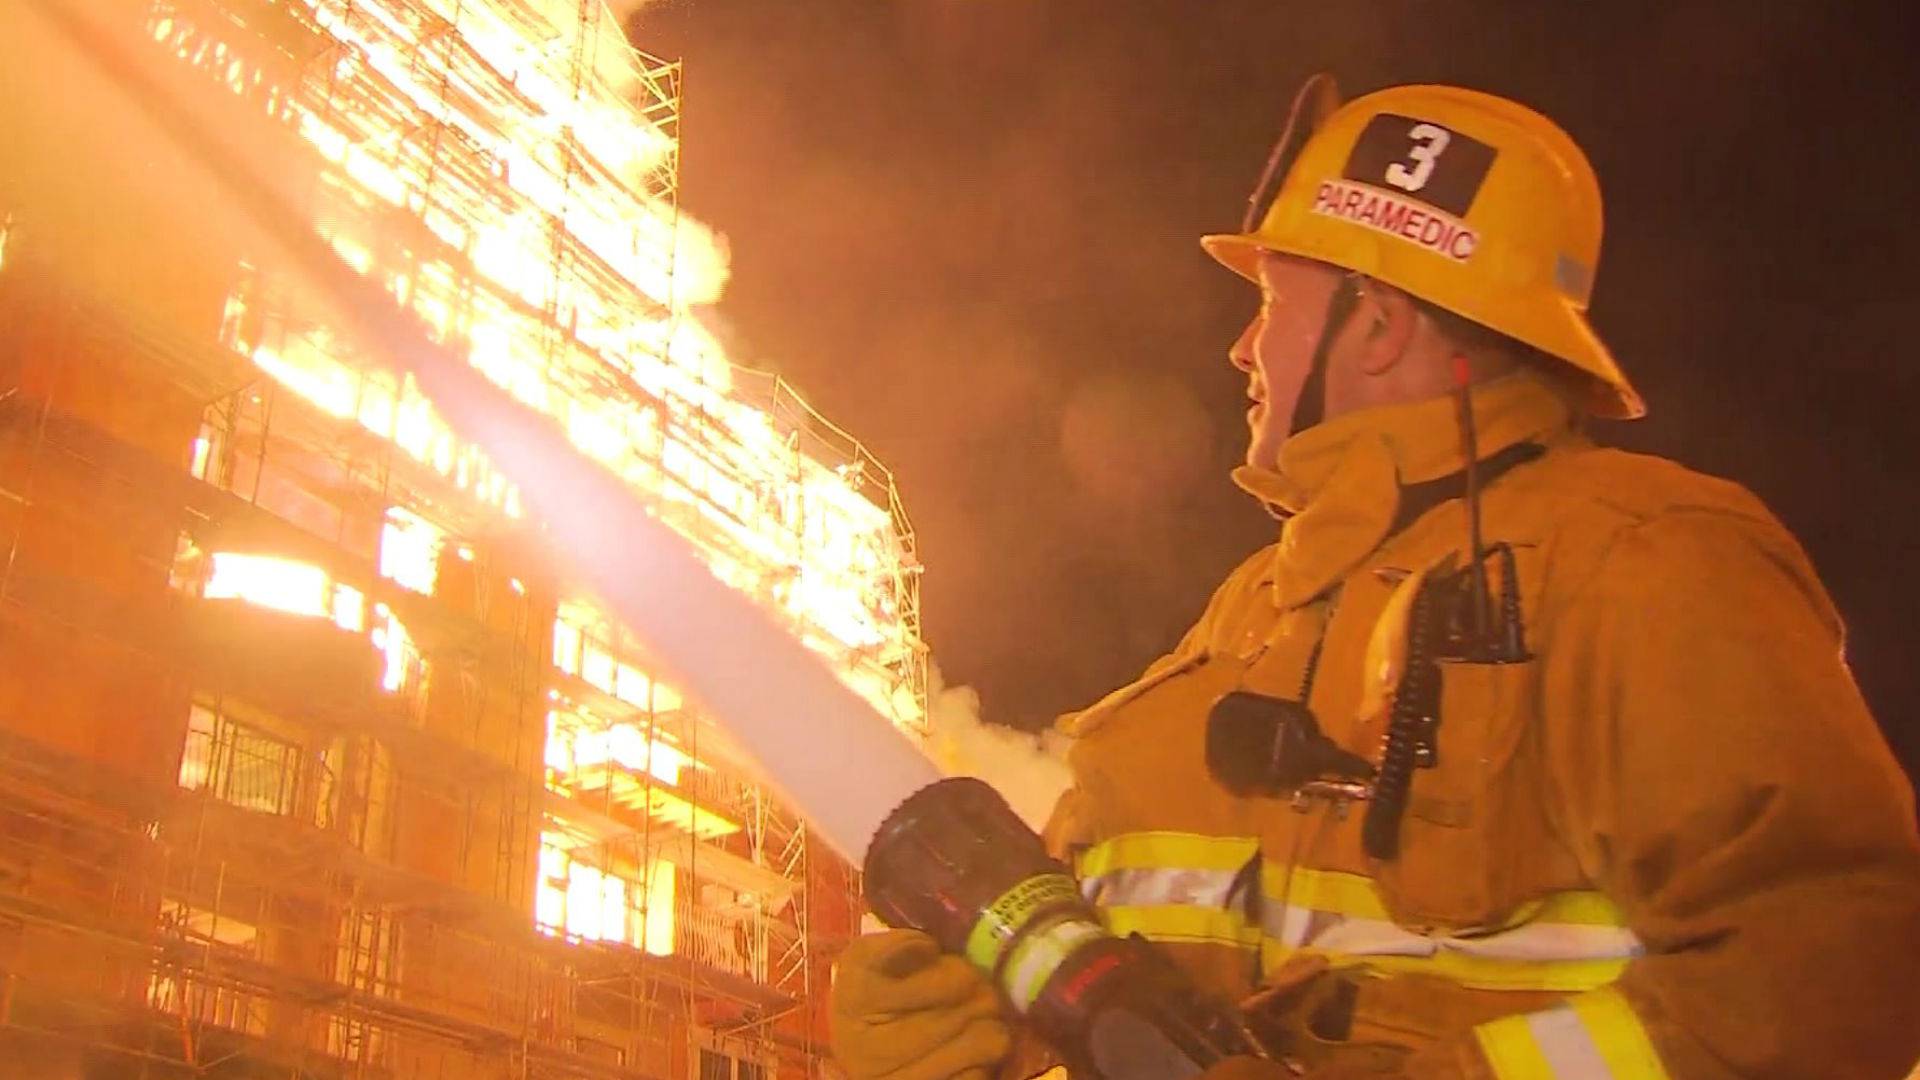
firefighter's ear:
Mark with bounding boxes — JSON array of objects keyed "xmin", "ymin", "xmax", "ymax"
[{"xmin": 1355, "ymin": 281, "xmax": 1417, "ymax": 376}]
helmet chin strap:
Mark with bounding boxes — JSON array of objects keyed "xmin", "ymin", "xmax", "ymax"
[{"xmin": 1287, "ymin": 272, "xmax": 1363, "ymax": 434}]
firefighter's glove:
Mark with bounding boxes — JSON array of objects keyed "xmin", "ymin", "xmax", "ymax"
[{"xmin": 830, "ymin": 930, "xmax": 1011, "ymax": 1080}]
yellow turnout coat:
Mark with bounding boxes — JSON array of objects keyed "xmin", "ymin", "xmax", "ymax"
[{"xmin": 1045, "ymin": 371, "xmax": 1920, "ymax": 1079}]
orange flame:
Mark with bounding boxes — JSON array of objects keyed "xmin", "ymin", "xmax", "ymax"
[{"xmin": 153, "ymin": 0, "xmax": 925, "ymax": 728}]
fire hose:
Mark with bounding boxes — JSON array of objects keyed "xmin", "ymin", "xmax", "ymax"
[{"xmin": 12, "ymin": 3, "xmax": 1273, "ymax": 1075}]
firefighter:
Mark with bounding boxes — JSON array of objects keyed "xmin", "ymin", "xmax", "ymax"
[{"xmin": 829, "ymin": 83, "xmax": 1920, "ymax": 1079}]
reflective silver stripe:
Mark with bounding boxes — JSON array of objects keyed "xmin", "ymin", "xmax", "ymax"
[
  {"xmin": 1081, "ymin": 866, "xmax": 1244, "ymax": 909},
  {"xmin": 1003, "ymin": 919, "xmax": 1105, "ymax": 1014},
  {"xmin": 1260, "ymin": 906, "xmax": 1642, "ymax": 962},
  {"xmin": 1080, "ymin": 838, "xmax": 1643, "ymax": 991},
  {"xmin": 1101, "ymin": 868, "xmax": 1641, "ymax": 967},
  {"xmin": 1308, "ymin": 916, "xmax": 1438, "ymax": 957},
  {"xmin": 1262, "ymin": 904, "xmax": 1351, "ymax": 951},
  {"xmin": 1527, "ymin": 1005, "xmax": 1614, "ymax": 1079},
  {"xmin": 1448, "ymin": 923, "xmax": 1643, "ymax": 962},
  {"xmin": 1476, "ymin": 988, "xmax": 1672, "ymax": 1079},
  {"xmin": 1263, "ymin": 900, "xmax": 1308, "ymax": 947},
  {"xmin": 1076, "ymin": 833, "xmax": 1258, "ymax": 879}
]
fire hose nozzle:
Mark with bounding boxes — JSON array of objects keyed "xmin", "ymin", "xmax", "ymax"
[{"xmin": 863, "ymin": 777, "xmax": 1271, "ymax": 1080}]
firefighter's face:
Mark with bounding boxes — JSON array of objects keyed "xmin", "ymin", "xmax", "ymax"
[{"xmin": 1227, "ymin": 253, "xmax": 1346, "ymax": 470}]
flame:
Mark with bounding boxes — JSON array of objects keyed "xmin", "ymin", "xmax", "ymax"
[
  {"xmin": 204, "ymin": 552, "xmax": 365, "ymax": 632},
  {"xmin": 370, "ymin": 602, "xmax": 418, "ymax": 694},
  {"xmin": 640, "ymin": 857, "xmax": 676, "ymax": 956},
  {"xmin": 200, "ymin": 552, "xmax": 399, "ymax": 669},
  {"xmin": 378, "ymin": 508, "xmax": 443, "ymax": 596},
  {"xmin": 549, "ymin": 709, "xmax": 694, "ymax": 786},
  {"xmin": 537, "ymin": 830, "xmax": 677, "ymax": 954},
  {"xmin": 159, "ymin": 0, "xmax": 921, "ymax": 968},
  {"xmin": 187, "ymin": 435, "xmax": 213, "ymax": 480},
  {"xmin": 553, "ymin": 604, "xmax": 691, "ymax": 713},
  {"xmin": 153, "ymin": 0, "xmax": 924, "ymax": 728}
]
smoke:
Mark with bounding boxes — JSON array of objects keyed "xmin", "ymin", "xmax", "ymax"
[
  {"xmin": 495, "ymin": 2, "xmax": 734, "ymax": 315},
  {"xmin": 669, "ymin": 211, "xmax": 731, "ymax": 306},
  {"xmin": 920, "ymin": 663, "xmax": 1072, "ymax": 832},
  {"xmin": 1059, "ymin": 372, "xmax": 1214, "ymax": 513}
]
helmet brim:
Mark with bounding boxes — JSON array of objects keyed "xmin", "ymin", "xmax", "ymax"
[
  {"xmin": 1199, "ymin": 232, "xmax": 1267, "ymax": 284},
  {"xmin": 1525, "ymin": 299, "xmax": 1646, "ymax": 420},
  {"xmin": 1198, "ymin": 232, "xmax": 1646, "ymax": 420}
]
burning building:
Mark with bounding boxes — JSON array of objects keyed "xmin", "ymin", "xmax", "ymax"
[{"xmin": 0, "ymin": 0, "xmax": 927, "ymax": 1076}]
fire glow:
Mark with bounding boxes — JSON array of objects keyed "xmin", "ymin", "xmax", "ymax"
[
  {"xmin": 153, "ymin": 0, "xmax": 927, "ymax": 729},
  {"xmin": 204, "ymin": 551, "xmax": 365, "ymax": 631}
]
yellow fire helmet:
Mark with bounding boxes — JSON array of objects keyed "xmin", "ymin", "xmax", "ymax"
[{"xmin": 1202, "ymin": 83, "xmax": 1645, "ymax": 419}]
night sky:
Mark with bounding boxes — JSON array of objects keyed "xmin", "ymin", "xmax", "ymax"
[{"xmin": 628, "ymin": 1, "xmax": 1919, "ymax": 780}]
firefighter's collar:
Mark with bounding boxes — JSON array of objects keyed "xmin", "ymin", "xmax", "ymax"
[{"xmin": 1232, "ymin": 369, "xmax": 1571, "ymax": 609}]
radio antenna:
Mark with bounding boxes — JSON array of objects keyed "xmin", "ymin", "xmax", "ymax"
[{"xmin": 1452, "ymin": 356, "xmax": 1492, "ymax": 650}]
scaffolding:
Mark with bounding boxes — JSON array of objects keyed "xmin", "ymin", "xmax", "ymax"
[{"xmin": 0, "ymin": 0, "xmax": 912, "ymax": 1076}]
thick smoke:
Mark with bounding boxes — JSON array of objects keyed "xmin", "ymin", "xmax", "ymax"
[{"xmin": 921, "ymin": 664, "xmax": 1072, "ymax": 832}]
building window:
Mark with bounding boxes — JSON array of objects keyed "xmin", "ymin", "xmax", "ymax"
[
  {"xmin": 576, "ymin": 1037, "xmax": 625, "ymax": 1066},
  {"xmin": 535, "ymin": 830, "xmax": 676, "ymax": 956},
  {"xmin": 178, "ymin": 703, "xmax": 300, "ymax": 817},
  {"xmin": 696, "ymin": 1042, "xmax": 769, "ymax": 1080},
  {"xmin": 200, "ymin": 550, "xmax": 366, "ymax": 632},
  {"xmin": 551, "ymin": 602, "xmax": 685, "ymax": 712},
  {"xmin": 148, "ymin": 902, "xmax": 267, "ymax": 1036}
]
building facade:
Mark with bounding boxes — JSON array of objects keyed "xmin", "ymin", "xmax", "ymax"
[{"xmin": 0, "ymin": 1, "xmax": 925, "ymax": 1076}]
